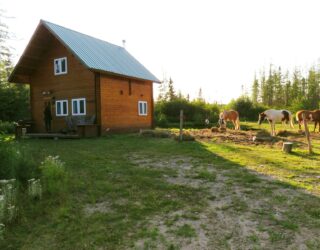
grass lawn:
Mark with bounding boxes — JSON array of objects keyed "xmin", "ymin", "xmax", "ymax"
[{"xmin": 1, "ymin": 122, "xmax": 320, "ymax": 249}]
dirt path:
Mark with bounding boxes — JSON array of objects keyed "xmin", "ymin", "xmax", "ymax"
[{"xmin": 128, "ymin": 154, "xmax": 320, "ymax": 249}]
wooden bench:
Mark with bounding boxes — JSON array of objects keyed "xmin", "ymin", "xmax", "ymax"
[{"xmin": 65, "ymin": 115, "xmax": 98, "ymax": 137}]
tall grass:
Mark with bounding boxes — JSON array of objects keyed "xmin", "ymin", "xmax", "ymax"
[
  {"xmin": 0, "ymin": 121, "xmax": 15, "ymax": 135},
  {"xmin": 0, "ymin": 143, "xmax": 39, "ymax": 185}
]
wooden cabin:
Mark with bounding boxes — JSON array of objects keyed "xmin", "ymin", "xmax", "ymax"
[{"xmin": 9, "ymin": 20, "xmax": 160, "ymax": 136}]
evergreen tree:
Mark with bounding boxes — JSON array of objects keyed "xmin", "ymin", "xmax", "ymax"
[
  {"xmin": 165, "ymin": 77, "xmax": 176, "ymax": 101},
  {"xmin": 265, "ymin": 65, "xmax": 274, "ymax": 106},
  {"xmin": 260, "ymin": 70, "xmax": 267, "ymax": 105},
  {"xmin": 273, "ymin": 67, "xmax": 284, "ymax": 107},
  {"xmin": 197, "ymin": 88, "xmax": 204, "ymax": 102},
  {"xmin": 307, "ymin": 68, "xmax": 319, "ymax": 109},
  {"xmin": 291, "ymin": 68, "xmax": 301, "ymax": 103},
  {"xmin": 251, "ymin": 74, "xmax": 259, "ymax": 104},
  {"xmin": 0, "ymin": 11, "xmax": 30, "ymax": 121}
]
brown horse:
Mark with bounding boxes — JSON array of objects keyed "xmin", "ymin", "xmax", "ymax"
[
  {"xmin": 219, "ymin": 110, "xmax": 240, "ymax": 130},
  {"xmin": 296, "ymin": 110, "xmax": 312, "ymax": 130},
  {"xmin": 310, "ymin": 109, "xmax": 320, "ymax": 132},
  {"xmin": 296, "ymin": 109, "xmax": 320, "ymax": 132}
]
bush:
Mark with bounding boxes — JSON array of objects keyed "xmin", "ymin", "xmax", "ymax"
[
  {"xmin": 155, "ymin": 113, "xmax": 168, "ymax": 127},
  {"xmin": 155, "ymin": 99, "xmax": 220, "ymax": 128},
  {"xmin": 0, "ymin": 121, "xmax": 15, "ymax": 134},
  {"xmin": 227, "ymin": 96, "xmax": 267, "ymax": 121},
  {"xmin": 40, "ymin": 156, "xmax": 67, "ymax": 196},
  {"xmin": 0, "ymin": 144, "xmax": 38, "ymax": 186}
]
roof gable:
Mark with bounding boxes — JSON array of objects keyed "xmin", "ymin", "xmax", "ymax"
[{"xmin": 9, "ymin": 20, "xmax": 160, "ymax": 83}]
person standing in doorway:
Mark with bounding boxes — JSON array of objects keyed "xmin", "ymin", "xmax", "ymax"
[{"xmin": 44, "ymin": 102, "xmax": 52, "ymax": 132}]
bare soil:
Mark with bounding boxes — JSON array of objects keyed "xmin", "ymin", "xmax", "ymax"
[
  {"xmin": 187, "ymin": 128, "xmax": 320, "ymax": 149},
  {"xmin": 128, "ymin": 154, "xmax": 320, "ymax": 249}
]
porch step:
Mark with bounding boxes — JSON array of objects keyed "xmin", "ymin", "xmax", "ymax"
[{"xmin": 26, "ymin": 133, "xmax": 80, "ymax": 139}]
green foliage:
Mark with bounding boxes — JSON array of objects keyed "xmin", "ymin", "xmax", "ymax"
[
  {"xmin": 0, "ymin": 120, "xmax": 15, "ymax": 134},
  {"xmin": 0, "ymin": 13, "xmax": 30, "ymax": 122},
  {"xmin": 40, "ymin": 156, "xmax": 67, "ymax": 196},
  {"xmin": 0, "ymin": 143, "xmax": 39, "ymax": 185},
  {"xmin": 0, "ymin": 83, "xmax": 30, "ymax": 122},
  {"xmin": 252, "ymin": 64, "xmax": 320, "ymax": 111},
  {"xmin": 227, "ymin": 96, "xmax": 266, "ymax": 121},
  {"xmin": 155, "ymin": 98, "xmax": 220, "ymax": 128}
]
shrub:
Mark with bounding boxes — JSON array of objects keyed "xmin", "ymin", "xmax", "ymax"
[
  {"xmin": 155, "ymin": 99, "xmax": 220, "ymax": 128},
  {"xmin": 0, "ymin": 144, "xmax": 39, "ymax": 186},
  {"xmin": 155, "ymin": 113, "xmax": 168, "ymax": 127},
  {"xmin": 227, "ymin": 96, "xmax": 267, "ymax": 121},
  {"xmin": 40, "ymin": 156, "xmax": 67, "ymax": 196},
  {"xmin": 0, "ymin": 121, "xmax": 15, "ymax": 134}
]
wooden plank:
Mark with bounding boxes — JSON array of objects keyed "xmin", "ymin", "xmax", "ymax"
[{"xmin": 26, "ymin": 133, "xmax": 80, "ymax": 139}]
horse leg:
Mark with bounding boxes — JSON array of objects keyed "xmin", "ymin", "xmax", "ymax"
[
  {"xmin": 298, "ymin": 121, "xmax": 301, "ymax": 130},
  {"xmin": 273, "ymin": 121, "xmax": 276, "ymax": 136},
  {"xmin": 232, "ymin": 120, "xmax": 236, "ymax": 130}
]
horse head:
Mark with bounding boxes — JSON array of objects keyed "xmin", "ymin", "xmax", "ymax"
[{"xmin": 258, "ymin": 112, "xmax": 266, "ymax": 125}]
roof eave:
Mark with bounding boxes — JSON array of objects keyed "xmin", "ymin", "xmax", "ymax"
[{"xmin": 90, "ymin": 68, "xmax": 161, "ymax": 83}]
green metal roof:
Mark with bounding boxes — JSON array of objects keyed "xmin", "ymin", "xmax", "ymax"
[{"xmin": 42, "ymin": 20, "xmax": 160, "ymax": 82}]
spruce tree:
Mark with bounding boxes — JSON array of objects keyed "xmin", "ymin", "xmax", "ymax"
[
  {"xmin": 251, "ymin": 74, "xmax": 259, "ymax": 104},
  {"xmin": 165, "ymin": 77, "xmax": 176, "ymax": 101}
]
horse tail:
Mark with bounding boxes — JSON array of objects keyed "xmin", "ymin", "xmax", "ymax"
[
  {"xmin": 290, "ymin": 113, "xmax": 294, "ymax": 128},
  {"xmin": 236, "ymin": 116, "xmax": 241, "ymax": 130},
  {"xmin": 295, "ymin": 111, "xmax": 300, "ymax": 122}
]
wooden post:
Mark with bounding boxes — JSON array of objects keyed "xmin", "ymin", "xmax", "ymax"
[
  {"xmin": 302, "ymin": 113, "xmax": 312, "ymax": 154},
  {"xmin": 179, "ymin": 110, "xmax": 183, "ymax": 142}
]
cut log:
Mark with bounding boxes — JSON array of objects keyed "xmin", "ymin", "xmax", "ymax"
[{"xmin": 282, "ymin": 142, "xmax": 293, "ymax": 153}]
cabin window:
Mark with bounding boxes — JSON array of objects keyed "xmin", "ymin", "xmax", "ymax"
[
  {"xmin": 54, "ymin": 57, "xmax": 67, "ymax": 75},
  {"xmin": 72, "ymin": 98, "xmax": 86, "ymax": 115},
  {"xmin": 138, "ymin": 101, "xmax": 147, "ymax": 116},
  {"xmin": 55, "ymin": 100, "xmax": 68, "ymax": 116}
]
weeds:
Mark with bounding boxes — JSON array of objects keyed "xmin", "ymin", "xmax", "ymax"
[{"xmin": 40, "ymin": 156, "xmax": 67, "ymax": 196}]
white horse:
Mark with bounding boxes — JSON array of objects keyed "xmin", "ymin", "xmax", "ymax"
[{"xmin": 258, "ymin": 109, "xmax": 294, "ymax": 136}]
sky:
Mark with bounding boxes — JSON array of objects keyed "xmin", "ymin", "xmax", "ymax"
[{"xmin": 1, "ymin": 0, "xmax": 320, "ymax": 103}]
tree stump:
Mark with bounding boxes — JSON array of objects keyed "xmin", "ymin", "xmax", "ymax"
[{"xmin": 282, "ymin": 142, "xmax": 293, "ymax": 153}]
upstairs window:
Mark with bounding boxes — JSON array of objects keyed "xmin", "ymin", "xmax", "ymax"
[
  {"xmin": 54, "ymin": 57, "xmax": 67, "ymax": 75},
  {"xmin": 55, "ymin": 100, "xmax": 68, "ymax": 116},
  {"xmin": 138, "ymin": 101, "xmax": 147, "ymax": 116},
  {"xmin": 72, "ymin": 98, "xmax": 86, "ymax": 115}
]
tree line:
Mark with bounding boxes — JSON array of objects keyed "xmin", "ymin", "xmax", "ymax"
[
  {"xmin": 0, "ymin": 12, "xmax": 29, "ymax": 123},
  {"xmin": 251, "ymin": 65, "xmax": 320, "ymax": 111},
  {"xmin": 155, "ymin": 77, "xmax": 220, "ymax": 127}
]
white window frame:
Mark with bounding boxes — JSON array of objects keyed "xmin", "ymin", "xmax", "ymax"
[
  {"xmin": 72, "ymin": 98, "xmax": 86, "ymax": 116},
  {"xmin": 55, "ymin": 100, "xmax": 68, "ymax": 116},
  {"xmin": 54, "ymin": 57, "xmax": 68, "ymax": 75},
  {"xmin": 138, "ymin": 101, "xmax": 147, "ymax": 116}
]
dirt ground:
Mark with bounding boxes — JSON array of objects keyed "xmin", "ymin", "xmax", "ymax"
[
  {"xmin": 187, "ymin": 128, "xmax": 320, "ymax": 149},
  {"xmin": 127, "ymin": 153, "xmax": 320, "ymax": 249}
]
